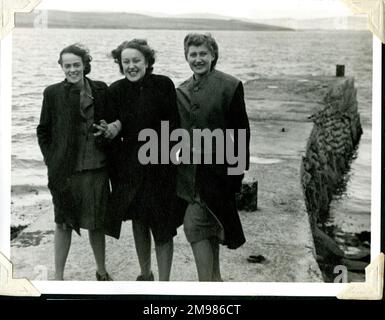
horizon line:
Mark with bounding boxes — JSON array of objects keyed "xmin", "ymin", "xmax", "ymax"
[{"xmin": 30, "ymin": 8, "xmax": 362, "ymax": 21}]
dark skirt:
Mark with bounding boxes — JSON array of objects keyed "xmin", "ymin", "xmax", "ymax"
[
  {"xmin": 53, "ymin": 168, "xmax": 109, "ymax": 231},
  {"xmin": 107, "ymin": 172, "xmax": 182, "ymax": 244}
]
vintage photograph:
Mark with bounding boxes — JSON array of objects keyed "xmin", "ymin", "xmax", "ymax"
[{"xmin": 5, "ymin": 0, "xmax": 376, "ymax": 289}]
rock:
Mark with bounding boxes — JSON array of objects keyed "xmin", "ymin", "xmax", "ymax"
[
  {"xmin": 344, "ymin": 250, "xmax": 370, "ymax": 263},
  {"xmin": 341, "ymin": 258, "xmax": 368, "ymax": 272},
  {"xmin": 247, "ymin": 255, "xmax": 266, "ymax": 264},
  {"xmin": 11, "ymin": 225, "xmax": 28, "ymax": 241},
  {"xmin": 236, "ymin": 181, "xmax": 258, "ymax": 211},
  {"xmin": 356, "ymin": 231, "xmax": 370, "ymax": 243},
  {"xmin": 313, "ymin": 226, "xmax": 345, "ymax": 259}
]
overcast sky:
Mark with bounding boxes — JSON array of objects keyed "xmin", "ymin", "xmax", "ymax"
[{"xmin": 35, "ymin": 0, "xmax": 354, "ymax": 20}]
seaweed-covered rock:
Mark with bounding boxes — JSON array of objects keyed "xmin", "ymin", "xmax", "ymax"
[{"xmin": 236, "ymin": 181, "xmax": 258, "ymax": 211}]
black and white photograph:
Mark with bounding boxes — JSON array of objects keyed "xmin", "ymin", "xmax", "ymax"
[{"xmin": 0, "ymin": 0, "xmax": 382, "ymax": 296}]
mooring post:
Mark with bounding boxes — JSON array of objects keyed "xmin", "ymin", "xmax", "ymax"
[{"xmin": 336, "ymin": 65, "xmax": 345, "ymax": 77}]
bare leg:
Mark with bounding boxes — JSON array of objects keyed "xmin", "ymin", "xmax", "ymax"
[
  {"xmin": 210, "ymin": 237, "xmax": 222, "ymax": 281},
  {"xmin": 191, "ymin": 239, "xmax": 214, "ymax": 281},
  {"xmin": 88, "ymin": 228, "xmax": 107, "ymax": 276},
  {"xmin": 132, "ymin": 220, "xmax": 152, "ymax": 278},
  {"xmin": 155, "ymin": 239, "xmax": 173, "ymax": 281},
  {"xmin": 54, "ymin": 224, "xmax": 72, "ymax": 280}
]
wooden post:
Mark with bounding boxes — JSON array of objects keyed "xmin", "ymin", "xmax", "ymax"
[{"xmin": 336, "ymin": 65, "xmax": 345, "ymax": 77}]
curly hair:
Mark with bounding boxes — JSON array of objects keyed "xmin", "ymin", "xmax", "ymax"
[
  {"xmin": 58, "ymin": 43, "xmax": 92, "ymax": 75},
  {"xmin": 111, "ymin": 39, "xmax": 155, "ymax": 75},
  {"xmin": 183, "ymin": 33, "xmax": 219, "ymax": 70}
]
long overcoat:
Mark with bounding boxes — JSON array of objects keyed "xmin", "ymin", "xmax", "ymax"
[
  {"xmin": 176, "ymin": 70, "xmax": 251, "ymax": 249},
  {"xmin": 104, "ymin": 74, "xmax": 182, "ymax": 239},
  {"xmin": 36, "ymin": 78, "xmax": 109, "ymax": 234}
]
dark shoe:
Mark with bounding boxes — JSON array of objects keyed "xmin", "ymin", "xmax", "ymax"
[
  {"xmin": 96, "ymin": 271, "xmax": 113, "ymax": 281},
  {"xmin": 136, "ymin": 272, "xmax": 154, "ymax": 281}
]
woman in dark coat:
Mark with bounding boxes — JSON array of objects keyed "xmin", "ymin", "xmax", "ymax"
[
  {"xmin": 36, "ymin": 43, "xmax": 112, "ymax": 281},
  {"xmin": 98, "ymin": 39, "xmax": 180, "ymax": 281},
  {"xmin": 176, "ymin": 33, "xmax": 250, "ymax": 281}
]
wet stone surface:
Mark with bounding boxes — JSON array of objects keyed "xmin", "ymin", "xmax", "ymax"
[{"xmin": 13, "ymin": 230, "xmax": 54, "ymax": 248}]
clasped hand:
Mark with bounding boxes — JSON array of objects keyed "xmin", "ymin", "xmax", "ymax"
[{"xmin": 93, "ymin": 119, "xmax": 112, "ymax": 138}]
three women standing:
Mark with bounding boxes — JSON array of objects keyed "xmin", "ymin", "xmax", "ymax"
[{"xmin": 37, "ymin": 34, "xmax": 249, "ymax": 282}]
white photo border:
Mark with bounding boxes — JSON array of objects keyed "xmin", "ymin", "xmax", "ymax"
[{"xmin": 0, "ymin": 4, "xmax": 382, "ymax": 297}]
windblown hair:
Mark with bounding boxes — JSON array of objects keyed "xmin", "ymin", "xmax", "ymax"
[
  {"xmin": 183, "ymin": 33, "xmax": 219, "ymax": 70},
  {"xmin": 58, "ymin": 43, "xmax": 92, "ymax": 75},
  {"xmin": 111, "ymin": 39, "xmax": 155, "ymax": 75}
]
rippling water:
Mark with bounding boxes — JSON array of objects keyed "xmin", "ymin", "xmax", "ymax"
[{"xmin": 11, "ymin": 28, "xmax": 372, "ymax": 229}]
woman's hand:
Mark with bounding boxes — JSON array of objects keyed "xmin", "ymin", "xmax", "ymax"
[
  {"xmin": 93, "ymin": 119, "xmax": 122, "ymax": 139},
  {"xmin": 93, "ymin": 120, "xmax": 108, "ymax": 137}
]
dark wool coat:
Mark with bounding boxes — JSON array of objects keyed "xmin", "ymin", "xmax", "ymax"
[
  {"xmin": 36, "ymin": 78, "xmax": 109, "ymax": 234},
  {"xmin": 176, "ymin": 70, "xmax": 251, "ymax": 249},
  {"xmin": 104, "ymin": 74, "xmax": 182, "ymax": 239}
]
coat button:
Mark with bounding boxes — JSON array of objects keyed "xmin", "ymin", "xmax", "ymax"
[{"xmin": 193, "ymin": 86, "xmax": 199, "ymax": 92}]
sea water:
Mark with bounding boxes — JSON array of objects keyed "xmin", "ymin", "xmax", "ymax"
[{"xmin": 11, "ymin": 28, "xmax": 372, "ymax": 234}]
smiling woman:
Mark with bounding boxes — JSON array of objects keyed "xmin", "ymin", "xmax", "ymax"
[
  {"xmin": 36, "ymin": 43, "xmax": 112, "ymax": 281},
  {"xmin": 176, "ymin": 33, "xmax": 251, "ymax": 282},
  {"xmin": 186, "ymin": 46, "xmax": 214, "ymax": 79},
  {"xmin": 103, "ymin": 39, "xmax": 182, "ymax": 282},
  {"xmin": 58, "ymin": 43, "xmax": 92, "ymax": 84},
  {"xmin": 184, "ymin": 34, "xmax": 218, "ymax": 79},
  {"xmin": 61, "ymin": 55, "xmax": 84, "ymax": 83},
  {"xmin": 121, "ymin": 49, "xmax": 148, "ymax": 82}
]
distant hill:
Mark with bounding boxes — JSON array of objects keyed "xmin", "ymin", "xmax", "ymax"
[
  {"xmin": 254, "ymin": 16, "xmax": 368, "ymax": 30},
  {"xmin": 15, "ymin": 10, "xmax": 293, "ymax": 31}
]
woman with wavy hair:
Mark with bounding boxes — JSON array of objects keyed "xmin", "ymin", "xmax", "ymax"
[
  {"xmin": 98, "ymin": 39, "xmax": 181, "ymax": 281},
  {"xmin": 37, "ymin": 43, "xmax": 112, "ymax": 281},
  {"xmin": 176, "ymin": 33, "xmax": 250, "ymax": 281}
]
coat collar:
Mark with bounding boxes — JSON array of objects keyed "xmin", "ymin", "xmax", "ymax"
[
  {"xmin": 87, "ymin": 77, "xmax": 106, "ymax": 91},
  {"xmin": 122, "ymin": 72, "xmax": 152, "ymax": 89},
  {"xmin": 182, "ymin": 69, "xmax": 217, "ymax": 92},
  {"xmin": 62, "ymin": 77, "xmax": 105, "ymax": 91}
]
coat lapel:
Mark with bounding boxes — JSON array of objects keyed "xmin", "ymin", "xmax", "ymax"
[
  {"xmin": 88, "ymin": 78, "xmax": 104, "ymax": 122},
  {"xmin": 176, "ymin": 76, "xmax": 195, "ymax": 113}
]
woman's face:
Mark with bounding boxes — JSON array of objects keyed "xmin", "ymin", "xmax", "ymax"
[
  {"xmin": 186, "ymin": 44, "xmax": 214, "ymax": 79},
  {"xmin": 60, "ymin": 53, "xmax": 84, "ymax": 84},
  {"xmin": 121, "ymin": 48, "xmax": 148, "ymax": 82}
]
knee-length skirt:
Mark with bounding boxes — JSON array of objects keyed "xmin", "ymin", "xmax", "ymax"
[{"xmin": 53, "ymin": 168, "xmax": 109, "ymax": 231}]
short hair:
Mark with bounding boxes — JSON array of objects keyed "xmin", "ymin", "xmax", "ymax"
[
  {"xmin": 183, "ymin": 33, "xmax": 219, "ymax": 70},
  {"xmin": 58, "ymin": 43, "xmax": 92, "ymax": 75},
  {"xmin": 111, "ymin": 39, "xmax": 155, "ymax": 75}
]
